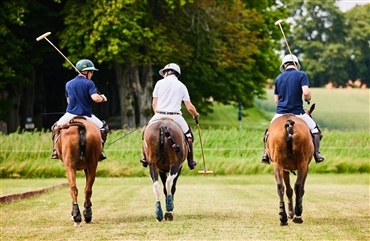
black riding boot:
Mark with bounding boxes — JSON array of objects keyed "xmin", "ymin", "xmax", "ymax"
[
  {"xmin": 186, "ymin": 134, "xmax": 197, "ymax": 170},
  {"xmin": 99, "ymin": 121, "xmax": 109, "ymax": 161},
  {"xmin": 139, "ymin": 128, "xmax": 148, "ymax": 167},
  {"xmin": 312, "ymin": 133, "xmax": 325, "ymax": 163},
  {"xmin": 51, "ymin": 124, "xmax": 60, "ymax": 159},
  {"xmin": 261, "ymin": 129, "xmax": 270, "ymax": 164}
]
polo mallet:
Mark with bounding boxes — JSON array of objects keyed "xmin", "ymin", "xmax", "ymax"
[
  {"xmin": 274, "ymin": 19, "xmax": 297, "ymax": 69},
  {"xmin": 195, "ymin": 119, "xmax": 213, "ymax": 174},
  {"xmin": 36, "ymin": 32, "xmax": 105, "ymax": 97},
  {"xmin": 36, "ymin": 32, "xmax": 82, "ymax": 74}
]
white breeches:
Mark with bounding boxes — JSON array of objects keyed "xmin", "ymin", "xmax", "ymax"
[
  {"xmin": 271, "ymin": 113, "xmax": 319, "ymax": 133},
  {"xmin": 57, "ymin": 112, "xmax": 103, "ymax": 128},
  {"xmin": 148, "ymin": 113, "xmax": 189, "ymax": 133}
]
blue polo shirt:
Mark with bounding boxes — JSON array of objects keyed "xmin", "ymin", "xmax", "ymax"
[
  {"xmin": 65, "ymin": 76, "xmax": 98, "ymax": 117},
  {"xmin": 274, "ymin": 68, "xmax": 309, "ymax": 115}
]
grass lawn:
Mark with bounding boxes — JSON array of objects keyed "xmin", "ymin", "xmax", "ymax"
[{"xmin": 1, "ymin": 174, "xmax": 369, "ymax": 241}]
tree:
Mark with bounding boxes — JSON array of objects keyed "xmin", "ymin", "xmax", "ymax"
[
  {"xmin": 0, "ymin": 1, "xmax": 28, "ymax": 132},
  {"xmin": 60, "ymin": 0, "xmax": 195, "ymax": 129},
  {"xmin": 288, "ymin": 0, "xmax": 348, "ymax": 86},
  {"xmin": 0, "ymin": 0, "xmax": 64, "ymax": 132},
  {"xmin": 345, "ymin": 4, "xmax": 370, "ymax": 86}
]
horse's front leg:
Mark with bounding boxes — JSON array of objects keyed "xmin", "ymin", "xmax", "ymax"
[
  {"xmin": 274, "ymin": 167, "xmax": 288, "ymax": 226},
  {"xmin": 283, "ymin": 170, "xmax": 294, "ymax": 219},
  {"xmin": 65, "ymin": 167, "xmax": 81, "ymax": 227},
  {"xmin": 83, "ymin": 167, "xmax": 96, "ymax": 223},
  {"xmin": 150, "ymin": 165, "xmax": 163, "ymax": 222}
]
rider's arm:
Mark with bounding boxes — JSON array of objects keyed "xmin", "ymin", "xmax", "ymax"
[
  {"xmin": 184, "ymin": 100, "xmax": 199, "ymax": 119},
  {"xmin": 302, "ymin": 85, "xmax": 311, "ymax": 102},
  {"xmin": 91, "ymin": 93, "xmax": 107, "ymax": 103},
  {"xmin": 274, "ymin": 94, "xmax": 278, "ymax": 104}
]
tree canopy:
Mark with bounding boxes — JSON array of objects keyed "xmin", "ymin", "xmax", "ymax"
[{"xmin": 0, "ymin": 0, "xmax": 368, "ymax": 133}]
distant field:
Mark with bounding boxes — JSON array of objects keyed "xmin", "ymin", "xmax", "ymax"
[
  {"xmin": 0, "ymin": 88, "xmax": 368, "ymax": 178},
  {"xmin": 255, "ymin": 88, "xmax": 369, "ymax": 131}
]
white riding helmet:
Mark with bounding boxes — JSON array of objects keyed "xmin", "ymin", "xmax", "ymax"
[
  {"xmin": 159, "ymin": 63, "xmax": 181, "ymax": 77},
  {"xmin": 279, "ymin": 54, "xmax": 301, "ymax": 72}
]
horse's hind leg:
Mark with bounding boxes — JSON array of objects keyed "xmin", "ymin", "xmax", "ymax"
[
  {"xmin": 164, "ymin": 165, "xmax": 181, "ymax": 221},
  {"xmin": 65, "ymin": 168, "xmax": 82, "ymax": 226},
  {"xmin": 150, "ymin": 166, "xmax": 163, "ymax": 222},
  {"xmin": 274, "ymin": 167, "xmax": 288, "ymax": 226},
  {"xmin": 83, "ymin": 167, "xmax": 96, "ymax": 223},
  {"xmin": 293, "ymin": 166, "xmax": 308, "ymax": 224},
  {"xmin": 283, "ymin": 171, "xmax": 294, "ymax": 219}
]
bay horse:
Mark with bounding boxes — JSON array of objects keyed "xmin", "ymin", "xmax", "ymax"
[
  {"xmin": 266, "ymin": 105, "xmax": 315, "ymax": 226},
  {"xmin": 55, "ymin": 117, "xmax": 102, "ymax": 227},
  {"xmin": 142, "ymin": 118, "xmax": 188, "ymax": 222}
]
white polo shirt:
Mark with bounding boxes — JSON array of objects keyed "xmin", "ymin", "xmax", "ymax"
[{"xmin": 153, "ymin": 75, "xmax": 190, "ymax": 114}]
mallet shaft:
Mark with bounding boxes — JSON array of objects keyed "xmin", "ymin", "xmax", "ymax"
[
  {"xmin": 275, "ymin": 20, "xmax": 297, "ymax": 69},
  {"xmin": 36, "ymin": 32, "xmax": 81, "ymax": 74}
]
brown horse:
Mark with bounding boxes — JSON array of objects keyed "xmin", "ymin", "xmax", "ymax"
[
  {"xmin": 142, "ymin": 118, "xmax": 188, "ymax": 222},
  {"xmin": 266, "ymin": 110, "xmax": 314, "ymax": 226},
  {"xmin": 55, "ymin": 117, "xmax": 102, "ymax": 227}
]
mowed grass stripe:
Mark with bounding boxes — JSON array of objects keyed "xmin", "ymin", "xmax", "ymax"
[{"xmin": 1, "ymin": 175, "xmax": 369, "ymax": 240}]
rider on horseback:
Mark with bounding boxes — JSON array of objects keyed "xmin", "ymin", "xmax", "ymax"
[
  {"xmin": 261, "ymin": 54, "xmax": 325, "ymax": 164},
  {"xmin": 140, "ymin": 63, "xmax": 200, "ymax": 170},
  {"xmin": 51, "ymin": 59, "xmax": 109, "ymax": 161}
]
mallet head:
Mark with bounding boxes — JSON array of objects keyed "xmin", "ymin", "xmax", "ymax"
[
  {"xmin": 274, "ymin": 19, "xmax": 284, "ymax": 26},
  {"xmin": 36, "ymin": 32, "xmax": 51, "ymax": 41}
]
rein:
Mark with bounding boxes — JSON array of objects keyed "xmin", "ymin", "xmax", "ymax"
[{"xmin": 106, "ymin": 126, "xmax": 144, "ymax": 147}]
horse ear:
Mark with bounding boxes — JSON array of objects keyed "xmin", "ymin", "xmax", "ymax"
[{"xmin": 309, "ymin": 103, "xmax": 316, "ymax": 115}]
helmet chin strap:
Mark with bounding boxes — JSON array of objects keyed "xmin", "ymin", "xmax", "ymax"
[{"xmin": 79, "ymin": 71, "xmax": 89, "ymax": 78}]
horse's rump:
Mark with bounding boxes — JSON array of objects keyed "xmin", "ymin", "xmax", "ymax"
[
  {"xmin": 57, "ymin": 118, "xmax": 102, "ymax": 170},
  {"xmin": 143, "ymin": 119, "xmax": 187, "ymax": 171},
  {"xmin": 267, "ymin": 115, "xmax": 314, "ymax": 170}
]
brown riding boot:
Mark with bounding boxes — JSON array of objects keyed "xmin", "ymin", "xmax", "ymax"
[
  {"xmin": 51, "ymin": 124, "xmax": 60, "ymax": 159},
  {"xmin": 99, "ymin": 121, "xmax": 109, "ymax": 161},
  {"xmin": 312, "ymin": 133, "xmax": 325, "ymax": 163},
  {"xmin": 261, "ymin": 129, "xmax": 270, "ymax": 164},
  {"xmin": 186, "ymin": 130, "xmax": 197, "ymax": 170}
]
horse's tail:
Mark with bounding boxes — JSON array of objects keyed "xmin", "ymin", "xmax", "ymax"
[
  {"xmin": 69, "ymin": 118, "xmax": 86, "ymax": 158},
  {"xmin": 285, "ymin": 119, "xmax": 295, "ymax": 157},
  {"xmin": 160, "ymin": 126, "xmax": 180, "ymax": 157}
]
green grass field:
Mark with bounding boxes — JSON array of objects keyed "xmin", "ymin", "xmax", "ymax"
[
  {"xmin": 1, "ymin": 175, "xmax": 369, "ymax": 241},
  {"xmin": 255, "ymin": 88, "xmax": 369, "ymax": 131}
]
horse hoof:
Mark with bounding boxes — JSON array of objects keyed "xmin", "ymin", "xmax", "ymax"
[
  {"xmin": 74, "ymin": 222, "xmax": 82, "ymax": 227},
  {"xmin": 85, "ymin": 218, "xmax": 92, "ymax": 223},
  {"xmin": 293, "ymin": 216, "xmax": 303, "ymax": 224},
  {"xmin": 280, "ymin": 222, "xmax": 288, "ymax": 226},
  {"xmin": 165, "ymin": 212, "xmax": 173, "ymax": 221}
]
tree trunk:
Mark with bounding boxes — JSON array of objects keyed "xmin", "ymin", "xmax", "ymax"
[
  {"xmin": 114, "ymin": 63, "xmax": 135, "ymax": 129},
  {"xmin": 114, "ymin": 61, "xmax": 153, "ymax": 129},
  {"xmin": 132, "ymin": 63, "xmax": 153, "ymax": 127},
  {"xmin": 8, "ymin": 87, "xmax": 23, "ymax": 133},
  {"xmin": 20, "ymin": 70, "xmax": 35, "ymax": 130}
]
